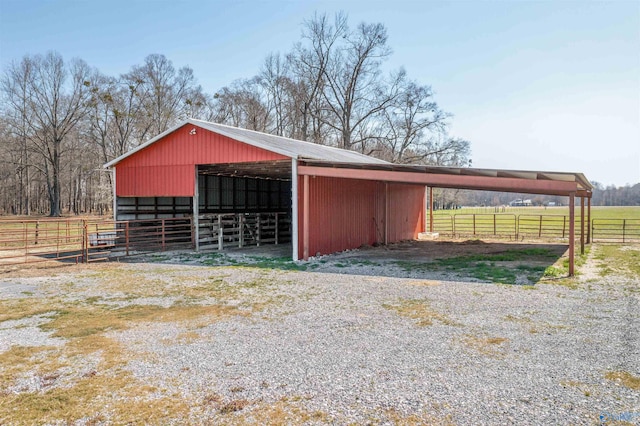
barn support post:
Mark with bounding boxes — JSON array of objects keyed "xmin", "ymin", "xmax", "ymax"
[
  {"xmin": 217, "ymin": 215, "xmax": 223, "ymax": 250},
  {"xmin": 429, "ymin": 186, "xmax": 434, "ymax": 233},
  {"xmin": 291, "ymin": 159, "xmax": 299, "ymax": 260},
  {"xmin": 384, "ymin": 182, "xmax": 389, "ymax": 245},
  {"xmin": 580, "ymin": 196, "xmax": 585, "ymax": 255},
  {"xmin": 569, "ymin": 192, "xmax": 575, "ymax": 276},
  {"xmin": 193, "ymin": 166, "xmax": 200, "ymax": 252},
  {"xmin": 422, "ymin": 186, "xmax": 427, "ymax": 233},
  {"xmin": 587, "ymin": 196, "xmax": 591, "ymax": 244},
  {"xmin": 111, "ymin": 167, "xmax": 117, "ymax": 220},
  {"xmin": 303, "ymin": 174, "xmax": 310, "ymax": 261}
]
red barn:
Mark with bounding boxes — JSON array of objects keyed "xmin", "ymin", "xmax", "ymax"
[
  {"xmin": 106, "ymin": 119, "xmax": 592, "ymax": 272},
  {"xmin": 105, "ymin": 119, "xmax": 426, "ymax": 260}
]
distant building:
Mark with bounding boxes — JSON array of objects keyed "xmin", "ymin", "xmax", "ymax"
[{"xmin": 510, "ymin": 199, "xmax": 533, "ymax": 207}]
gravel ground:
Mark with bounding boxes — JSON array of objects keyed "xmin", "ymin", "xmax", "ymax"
[{"xmin": 1, "ymin": 242, "xmax": 639, "ymax": 425}]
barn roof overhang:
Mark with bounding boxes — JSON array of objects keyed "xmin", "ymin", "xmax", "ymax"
[
  {"xmin": 198, "ymin": 160, "xmax": 292, "ymax": 181},
  {"xmin": 298, "ymin": 161, "xmax": 593, "ymax": 197}
]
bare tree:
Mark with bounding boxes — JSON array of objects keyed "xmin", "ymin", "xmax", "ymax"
[
  {"xmin": 258, "ymin": 53, "xmax": 296, "ymax": 136},
  {"xmin": 127, "ymin": 54, "xmax": 202, "ymax": 139},
  {"xmin": 377, "ymin": 80, "xmax": 450, "ymax": 163},
  {"xmin": 0, "ymin": 58, "xmax": 33, "ymax": 214},
  {"xmin": 212, "ymin": 78, "xmax": 271, "ymax": 131},
  {"xmin": 2, "ymin": 52, "xmax": 93, "ymax": 216},
  {"xmin": 319, "ymin": 21, "xmax": 398, "ymax": 151},
  {"xmin": 289, "ymin": 12, "xmax": 347, "ymax": 142}
]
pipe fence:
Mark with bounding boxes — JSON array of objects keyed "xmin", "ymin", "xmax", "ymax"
[{"xmin": 431, "ymin": 213, "xmax": 639, "ymax": 243}]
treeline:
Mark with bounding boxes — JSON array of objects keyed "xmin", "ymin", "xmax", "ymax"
[
  {"xmin": 435, "ymin": 182, "xmax": 640, "ymax": 209},
  {"xmin": 0, "ymin": 12, "xmax": 470, "ymax": 217}
]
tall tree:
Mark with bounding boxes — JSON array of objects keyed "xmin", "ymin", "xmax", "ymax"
[
  {"xmin": 319, "ymin": 21, "xmax": 398, "ymax": 151},
  {"xmin": 290, "ymin": 12, "xmax": 347, "ymax": 142},
  {"xmin": 1, "ymin": 52, "xmax": 93, "ymax": 216},
  {"xmin": 127, "ymin": 54, "xmax": 203, "ymax": 139},
  {"xmin": 377, "ymin": 80, "xmax": 450, "ymax": 163}
]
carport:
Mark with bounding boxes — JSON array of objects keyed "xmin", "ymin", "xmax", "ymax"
[{"xmin": 297, "ymin": 162, "xmax": 592, "ymax": 275}]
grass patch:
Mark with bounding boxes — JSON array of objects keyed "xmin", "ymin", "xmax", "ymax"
[
  {"xmin": 393, "ymin": 248, "xmax": 553, "ymax": 284},
  {"xmin": 605, "ymin": 371, "xmax": 640, "ymax": 390},
  {"xmin": 211, "ymin": 397, "xmax": 329, "ymax": 424},
  {"xmin": 383, "ymin": 299, "xmax": 455, "ymax": 326},
  {"xmin": 461, "ymin": 334, "xmax": 509, "ymax": 357},
  {"xmin": 594, "ymin": 245, "xmax": 640, "ymax": 278},
  {"xmin": 245, "ymin": 256, "xmax": 308, "ymax": 271}
]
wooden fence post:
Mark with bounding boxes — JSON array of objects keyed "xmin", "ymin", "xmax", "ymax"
[
  {"xmin": 161, "ymin": 219, "xmax": 166, "ymax": 251},
  {"xmin": 493, "ymin": 214, "xmax": 496, "ymax": 236},
  {"xmin": 256, "ymin": 213, "xmax": 261, "ymax": 246},
  {"xmin": 125, "ymin": 221, "xmax": 130, "ymax": 256},
  {"xmin": 473, "ymin": 214, "xmax": 476, "ymax": 235},
  {"xmin": 538, "ymin": 215, "xmax": 543, "ymax": 238},
  {"xmin": 83, "ymin": 220, "xmax": 88, "ymax": 263}
]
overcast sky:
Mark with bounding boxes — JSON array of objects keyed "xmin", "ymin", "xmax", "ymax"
[{"xmin": 1, "ymin": 0, "xmax": 638, "ymax": 186}]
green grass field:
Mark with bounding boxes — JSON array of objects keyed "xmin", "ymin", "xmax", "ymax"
[
  {"xmin": 432, "ymin": 206, "xmax": 640, "ymax": 220},
  {"xmin": 428, "ymin": 206, "xmax": 639, "ymax": 240}
]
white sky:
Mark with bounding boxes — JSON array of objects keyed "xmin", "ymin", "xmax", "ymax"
[{"xmin": 1, "ymin": 0, "xmax": 638, "ymax": 186}]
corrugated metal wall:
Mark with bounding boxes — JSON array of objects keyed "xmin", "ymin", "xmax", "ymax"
[
  {"xmin": 115, "ymin": 125, "xmax": 288, "ymax": 197},
  {"xmin": 297, "ymin": 176, "xmax": 425, "ymax": 257},
  {"xmin": 387, "ymin": 183, "xmax": 426, "ymax": 242}
]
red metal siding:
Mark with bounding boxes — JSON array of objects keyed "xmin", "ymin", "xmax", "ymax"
[
  {"xmin": 297, "ymin": 177, "xmax": 425, "ymax": 257},
  {"xmin": 386, "ymin": 183, "xmax": 425, "ymax": 241},
  {"xmin": 116, "ymin": 165, "xmax": 195, "ymax": 197},
  {"xmin": 115, "ymin": 125, "xmax": 288, "ymax": 197}
]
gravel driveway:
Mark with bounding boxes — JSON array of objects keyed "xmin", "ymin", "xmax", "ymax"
[{"xmin": 1, "ymin": 242, "xmax": 638, "ymax": 425}]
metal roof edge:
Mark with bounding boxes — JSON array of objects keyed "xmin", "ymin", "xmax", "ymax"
[
  {"xmin": 103, "ymin": 120, "xmax": 191, "ymax": 168},
  {"xmin": 301, "ymin": 160, "xmax": 594, "ymax": 191},
  {"xmin": 189, "ymin": 119, "xmax": 389, "ymax": 164},
  {"xmin": 105, "ymin": 118, "xmax": 390, "ymax": 168},
  {"xmin": 188, "ymin": 119, "xmax": 298, "ymax": 159}
]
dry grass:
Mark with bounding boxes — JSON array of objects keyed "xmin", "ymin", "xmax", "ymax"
[
  {"xmin": 384, "ymin": 408, "xmax": 455, "ymax": 426},
  {"xmin": 0, "ymin": 262, "xmax": 282, "ymax": 425},
  {"xmin": 503, "ymin": 314, "xmax": 569, "ymax": 334},
  {"xmin": 605, "ymin": 371, "xmax": 640, "ymax": 390},
  {"xmin": 461, "ymin": 334, "xmax": 509, "ymax": 357},
  {"xmin": 407, "ymin": 280, "xmax": 441, "ymax": 287},
  {"xmin": 211, "ymin": 397, "xmax": 329, "ymax": 425},
  {"xmin": 383, "ymin": 299, "xmax": 455, "ymax": 327}
]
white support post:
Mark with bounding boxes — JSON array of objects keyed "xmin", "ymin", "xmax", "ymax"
[
  {"xmin": 291, "ymin": 159, "xmax": 299, "ymax": 260},
  {"xmin": 112, "ymin": 167, "xmax": 117, "ymax": 221}
]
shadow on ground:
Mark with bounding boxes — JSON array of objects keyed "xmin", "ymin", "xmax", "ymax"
[{"xmin": 143, "ymin": 239, "xmax": 570, "ymax": 286}]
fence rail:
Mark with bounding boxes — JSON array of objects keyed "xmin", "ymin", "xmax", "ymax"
[
  {"xmin": 1, "ymin": 213, "xmax": 637, "ymax": 266},
  {"xmin": 198, "ymin": 212, "xmax": 291, "ymax": 250},
  {"xmin": 431, "ymin": 213, "xmax": 639, "ymax": 242},
  {"xmin": 0, "ymin": 217, "xmax": 193, "ymax": 265},
  {"xmin": 591, "ymin": 219, "xmax": 640, "ymax": 243}
]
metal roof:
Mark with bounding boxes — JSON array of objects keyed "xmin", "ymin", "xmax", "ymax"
[
  {"xmin": 299, "ymin": 160, "xmax": 593, "ymax": 196},
  {"xmin": 104, "ymin": 119, "xmax": 389, "ymax": 168},
  {"xmin": 104, "ymin": 119, "xmax": 591, "ymax": 195}
]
